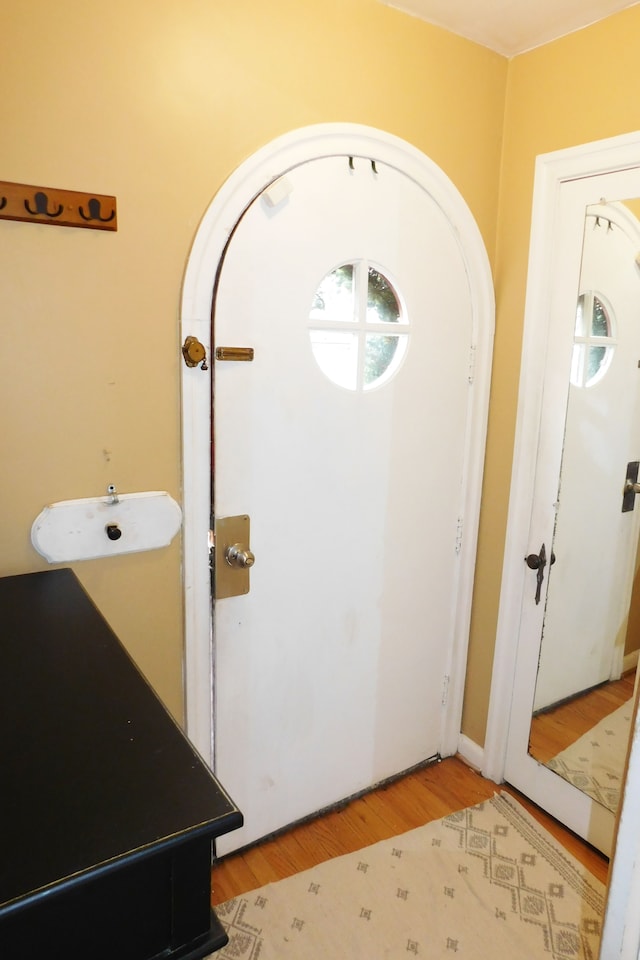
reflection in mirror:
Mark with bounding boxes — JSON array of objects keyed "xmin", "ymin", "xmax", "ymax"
[{"xmin": 528, "ymin": 198, "xmax": 640, "ymax": 816}]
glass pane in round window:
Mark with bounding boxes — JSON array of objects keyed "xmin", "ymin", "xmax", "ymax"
[
  {"xmin": 310, "ymin": 265, "xmax": 354, "ymax": 324},
  {"xmin": 309, "ymin": 329, "xmax": 359, "ymax": 390},
  {"xmin": 591, "ymin": 296, "xmax": 609, "ymax": 337},
  {"xmin": 366, "ymin": 268, "xmax": 400, "ymax": 325},
  {"xmin": 364, "ymin": 334, "xmax": 401, "ymax": 386},
  {"xmin": 308, "ymin": 262, "xmax": 407, "ymax": 391},
  {"xmin": 587, "ymin": 345, "xmax": 607, "ymax": 382}
]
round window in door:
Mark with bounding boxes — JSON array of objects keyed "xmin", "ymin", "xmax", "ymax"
[
  {"xmin": 570, "ymin": 290, "xmax": 616, "ymax": 388},
  {"xmin": 308, "ymin": 261, "xmax": 408, "ymax": 390}
]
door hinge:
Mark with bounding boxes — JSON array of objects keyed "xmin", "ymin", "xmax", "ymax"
[
  {"xmin": 468, "ymin": 344, "xmax": 477, "ymax": 385},
  {"xmin": 455, "ymin": 516, "xmax": 464, "ymax": 555},
  {"xmin": 441, "ymin": 674, "xmax": 450, "ymax": 706}
]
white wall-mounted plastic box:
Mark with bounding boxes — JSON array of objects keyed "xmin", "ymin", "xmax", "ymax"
[{"xmin": 31, "ymin": 492, "xmax": 182, "ymax": 563}]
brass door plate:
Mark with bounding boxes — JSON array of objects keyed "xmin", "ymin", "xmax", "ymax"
[
  {"xmin": 215, "ymin": 514, "xmax": 253, "ymax": 599},
  {"xmin": 215, "ymin": 346, "xmax": 254, "ymax": 362}
]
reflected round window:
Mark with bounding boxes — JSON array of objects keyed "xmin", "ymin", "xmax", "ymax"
[
  {"xmin": 308, "ymin": 262, "xmax": 408, "ymax": 390},
  {"xmin": 570, "ymin": 291, "xmax": 616, "ymax": 388}
]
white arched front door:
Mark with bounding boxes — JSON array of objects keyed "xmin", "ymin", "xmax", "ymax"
[{"xmin": 181, "ymin": 126, "xmax": 494, "ymax": 855}]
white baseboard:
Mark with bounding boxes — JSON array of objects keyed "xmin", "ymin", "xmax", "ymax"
[
  {"xmin": 623, "ymin": 650, "xmax": 639, "ymax": 675},
  {"xmin": 457, "ymin": 734, "xmax": 484, "ymax": 772}
]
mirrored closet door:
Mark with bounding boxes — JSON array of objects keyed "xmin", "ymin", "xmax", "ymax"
[{"xmin": 499, "ymin": 162, "xmax": 640, "ymax": 856}]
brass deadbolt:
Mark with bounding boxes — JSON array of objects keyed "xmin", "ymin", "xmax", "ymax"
[{"xmin": 182, "ymin": 335, "xmax": 208, "ymax": 370}]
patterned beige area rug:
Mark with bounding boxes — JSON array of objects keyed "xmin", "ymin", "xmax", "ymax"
[
  {"xmin": 213, "ymin": 792, "xmax": 604, "ymax": 959},
  {"xmin": 547, "ymin": 700, "xmax": 633, "ymax": 813}
]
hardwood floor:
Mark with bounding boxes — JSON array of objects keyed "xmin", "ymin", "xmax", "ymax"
[
  {"xmin": 529, "ymin": 671, "xmax": 635, "ymax": 764},
  {"xmin": 211, "ymin": 755, "xmax": 610, "ymax": 905}
]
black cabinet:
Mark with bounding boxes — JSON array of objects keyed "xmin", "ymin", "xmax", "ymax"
[{"xmin": 0, "ymin": 569, "xmax": 242, "ymax": 959}]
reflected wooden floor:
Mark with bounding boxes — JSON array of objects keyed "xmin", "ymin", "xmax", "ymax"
[
  {"xmin": 529, "ymin": 671, "xmax": 635, "ymax": 764},
  {"xmin": 211, "ymin": 755, "xmax": 610, "ymax": 905}
]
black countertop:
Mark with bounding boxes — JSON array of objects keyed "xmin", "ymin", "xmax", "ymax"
[{"xmin": 0, "ymin": 568, "xmax": 242, "ymax": 916}]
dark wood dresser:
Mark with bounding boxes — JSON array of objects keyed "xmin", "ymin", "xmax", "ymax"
[{"xmin": 0, "ymin": 568, "xmax": 241, "ymax": 959}]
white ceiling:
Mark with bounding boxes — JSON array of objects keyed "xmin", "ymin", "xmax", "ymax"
[{"xmin": 380, "ymin": 0, "xmax": 640, "ymax": 56}]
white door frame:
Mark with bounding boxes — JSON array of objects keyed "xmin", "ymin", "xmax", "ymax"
[
  {"xmin": 483, "ymin": 129, "xmax": 640, "ymax": 960},
  {"xmin": 180, "ymin": 123, "xmax": 494, "ymax": 770}
]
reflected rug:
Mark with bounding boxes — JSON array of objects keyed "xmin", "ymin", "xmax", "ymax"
[
  {"xmin": 547, "ymin": 700, "xmax": 634, "ymax": 813},
  {"xmin": 213, "ymin": 792, "xmax": 604, "ymax": 959}
]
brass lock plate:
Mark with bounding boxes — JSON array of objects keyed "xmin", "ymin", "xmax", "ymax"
[
  {"xmin": 215, "ymin": 514, "xmax": 253, "ymax": 599},
  {"xmin": 215, "ymin": 346, "xmax": 254, "ymax": 362}
]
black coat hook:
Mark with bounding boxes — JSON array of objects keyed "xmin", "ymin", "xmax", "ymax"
[
  {"xmin": 24, "ymin": 191, "xmax": 63, "ymax": 218},
  {"xmin": 371, "ymin": 160, "xmax": 378, "ymax": 174},
  {"xmin": 78, "ymin": 197, "xmax": 116, "ymax": 223},
  {"xmin": 0, "ymin": 197, "xmax": 6, "ymax": 211}
]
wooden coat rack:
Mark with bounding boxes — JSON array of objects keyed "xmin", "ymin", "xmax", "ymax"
[{"xmin": 0, "ymin": 179, "xmax": 117, "ymax": 231}]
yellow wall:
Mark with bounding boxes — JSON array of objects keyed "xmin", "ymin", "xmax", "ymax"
[
  {"xmin": 5, "ymin": 0, "xmax": 639, "ymax": 745},
  {"xmin": 462, "ymin": 3, "xmax": 640, "ymax": 743},
  {"xmin": 0, "ymin": 0, "xmax": 506, "ymax": 722}
]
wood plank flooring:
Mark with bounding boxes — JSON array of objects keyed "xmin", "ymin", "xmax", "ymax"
[
  {"xmin": 529, "ymin": 671, "xmax": 635, "ymax": 764},
  {"xmin": 211, "ymin": 755, "xmax": 610, "ymax": 905}
]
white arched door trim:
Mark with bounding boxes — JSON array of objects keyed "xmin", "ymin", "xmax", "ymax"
[{"xmin": 180, "ymin": 123, "xmax": 494, "ymax": 768}]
